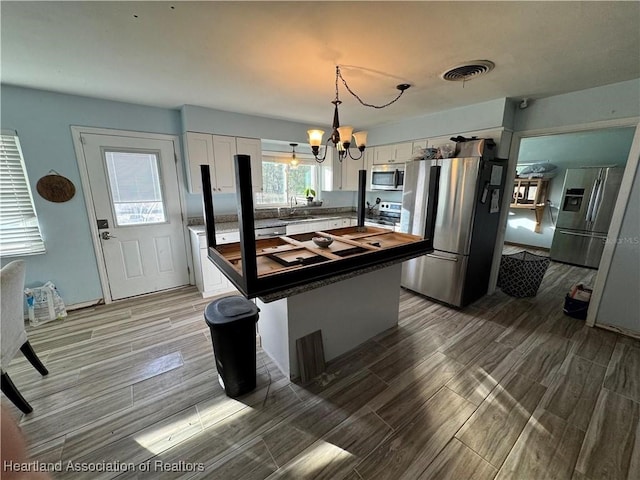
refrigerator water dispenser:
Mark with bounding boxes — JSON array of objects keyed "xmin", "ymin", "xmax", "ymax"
[{"xmin": 562, "ymin": 188, "xmax": 585, "ymax": 212}]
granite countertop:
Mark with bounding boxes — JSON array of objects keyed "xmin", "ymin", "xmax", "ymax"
[
  {"xmin": 258, "ymin": 259, "xmax": 403, "ymax": 302},
  {"xmin": 188, "ymin": 211, "xmax": 357, "ymax": 235}
]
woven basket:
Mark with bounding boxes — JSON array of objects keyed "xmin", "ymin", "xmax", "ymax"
[{"xmin": 497, "ymin": 251, "xmax": 550, "ymax": 298}]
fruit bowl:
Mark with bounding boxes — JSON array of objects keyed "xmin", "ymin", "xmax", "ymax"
[{"xmin": 312, "ymin": 236, "xmax": 333, "ymax": 248}]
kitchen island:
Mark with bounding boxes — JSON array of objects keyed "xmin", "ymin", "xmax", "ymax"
[
  {"xmin": 212, "ymin": 226, "xmax": 425, "ymax": 378},
  {"xmin": 201, "ymin": 156, "xmax": 439, "ymax": 379}
]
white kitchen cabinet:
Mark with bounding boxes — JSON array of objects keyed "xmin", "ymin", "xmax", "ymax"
[
  {"xmin": 236, "ymin": 136, "xmax": 263, "ymax": 192},
  {"xmin": 190, "ymin": 228, "xmax": 239, "ymax": 298},
  {"xmin": 342, "ymin": 155, "xmax": 365, "ymax": 191},
  {"xmin": 210, "ymin": 135, "xmax": 237, "ymax": 192},
  {"xmin": 322, "ymin": 148, "xmax": 365, "ymax": 192},
  {"xmin": 321, "ymin": 150, "xmax": 342, "ymax": 192},
  {"xmin": 285, "ymin": 220, "xmax": 331, "ymax": 236},
  {"xmin": 184, "ymin": 132, "xmax": 212, "ymax": 194},
  {"xmin": 184, "ymin": 133, "xmax": 236, "ymax": 194},
  {"xmin": 373, "ymin": 142, "xmax": 413, "ymax": 165},
  {"xmin": 184, "ymin": 132, "xmax": 261, "ymax": 194},
  {"xmin": 327, "ymin": 218, "xmax": 350, "ymax": 229}
]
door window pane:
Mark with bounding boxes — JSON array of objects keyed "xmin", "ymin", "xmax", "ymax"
[{"xmin": 104, "ymin": 151, "xmax": 167, "ymax": 226}]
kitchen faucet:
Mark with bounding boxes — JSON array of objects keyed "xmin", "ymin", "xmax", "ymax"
[{"xmin": 289, "ymin": 195, "xmax": 298, "ymax": 215}]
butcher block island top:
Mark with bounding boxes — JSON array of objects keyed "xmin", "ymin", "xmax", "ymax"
[
  {"xmin": 216, "ymin": 226, "xmax": 421, "ymax": 276},
  {"xmin": 200, "ymin": 157, "xmax": 439, "ymax": 300},
  {"xmin": 208, "ymin": 225, "xmax": 432, "ymax": 301}
]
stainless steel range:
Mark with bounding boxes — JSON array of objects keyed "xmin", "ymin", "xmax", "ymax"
[{"xmin": 365, "ymin": 202, "xmax": 402, "ymax": 230}]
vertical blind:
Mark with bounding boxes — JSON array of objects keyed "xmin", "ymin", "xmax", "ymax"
[{"xmin": 0, "ymin": 132, "xmax": 46, "ymax": 256}]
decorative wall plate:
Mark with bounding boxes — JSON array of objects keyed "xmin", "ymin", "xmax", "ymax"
[{"xmin": 36, "ymin": 172, "xmax": 76, "ymax": 203}]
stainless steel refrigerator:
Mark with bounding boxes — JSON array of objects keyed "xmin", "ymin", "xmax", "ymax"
[
  {"xmin": 400, "ymin": 139, "xmax": 507, "ymax": 307},
  {"xmin": 550, "ymin": 166, "xmax": 623, "ymax": 269}
]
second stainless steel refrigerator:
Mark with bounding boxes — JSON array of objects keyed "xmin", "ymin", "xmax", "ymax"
[
  {"xmin": 550, "ymin": 166, "xmax": 623, "ymax": 268},
  {"xmin": 400, "ymin": 139, "xmax": 507, "ymax": 307}
]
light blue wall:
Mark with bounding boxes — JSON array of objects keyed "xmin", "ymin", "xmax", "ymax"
[
  {"xmin": 0, "ymin": 85, "xmax": 181, "ymax": 306},
  {"xmin": 505, "ymin": 127, "xmax": 635, "ymax": 248},
  {"xmin": 366, "ymin": 98, "xmax": 509, "ymax": 145},
  {"xmin": 181, "ymin": 105, "xmax": 317, "ymax": 142},
  {"xmin": 514, "ymin": 79, "xmax": 640, "ymax": 132},
  {"xmin": 597, "ymin": 157, "xmax": 640, "ymax": 333}
]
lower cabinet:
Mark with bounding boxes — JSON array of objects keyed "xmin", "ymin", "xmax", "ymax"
[
  {"xmin": 191, "ymin": 217, "xmax": 355, "ymax": 296},
  {"xmin": 285, "ymin": 218, "xmax": 351, "ymax": 235},
  {"xmin": 190, "ymin": 229, "xmax": 239, "ymax": 298}
]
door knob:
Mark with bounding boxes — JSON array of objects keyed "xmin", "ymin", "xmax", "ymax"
[{"xmin": 101, "ymin": 231, "xmax": 117, "ymax": 240}]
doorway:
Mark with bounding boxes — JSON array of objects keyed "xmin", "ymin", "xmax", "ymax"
[
  {"xmin": 73, "ymin": 128, "xmax": 190, "ymax": 302},
  {"xmin": 505, "ymin": 127, "xmax": 635, "ymax": 254},
  {"xmin": 492, "ymin": 121, "xmax": 639, "ymax": 331}
]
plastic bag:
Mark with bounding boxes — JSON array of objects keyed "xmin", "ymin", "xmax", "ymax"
[
  {"xmin": 24, "ymin": 282, "xmax": 67, "ymax": 327},
  {"xmin": 568, "ymin": 283, "xmax": 592, "ymax": 302}
]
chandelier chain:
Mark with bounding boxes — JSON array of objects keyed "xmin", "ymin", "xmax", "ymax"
[{"xmin": 336, "ymin": 66, "xmax": 406, "ymax": 109}]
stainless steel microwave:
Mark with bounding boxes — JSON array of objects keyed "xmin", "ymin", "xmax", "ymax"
[{"xmin": 370, "ymin": 164, "xmax": 405, "ymax": 191}]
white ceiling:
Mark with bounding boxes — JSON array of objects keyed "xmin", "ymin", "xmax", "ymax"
[{"xmin": 1, "ymin": 1, "xmax": 639, "ymax": 129}]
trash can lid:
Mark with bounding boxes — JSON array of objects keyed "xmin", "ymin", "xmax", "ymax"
[{"xmin": 204, "ymin": 295, "xmax": 259, "ymax": 325}]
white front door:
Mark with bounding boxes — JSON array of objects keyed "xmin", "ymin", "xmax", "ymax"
[{"xmin": 80, "ymin": 133, "xmax": 189, "ymax": 300}]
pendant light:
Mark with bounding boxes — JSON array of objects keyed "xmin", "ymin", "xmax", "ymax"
[{"xmin": 289, "ymin": 143, "xmax": 299, "ymax": 167}]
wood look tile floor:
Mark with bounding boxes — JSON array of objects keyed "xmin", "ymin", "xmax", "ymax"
[{"xmin": 3, "ymin": 248, "xmax": 640, "ymax": 479}]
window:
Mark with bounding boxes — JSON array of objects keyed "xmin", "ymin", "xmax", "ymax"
[
  {"xmin": 256, "ymin": 155, "xmax": 320, "ymax": 206},
  {"xmin": 0, "ymin": 131, "xmax": 45, "ymax": 256},
  {"xmin": 104, "ymin": 150, "xmax": 167, "ymax": 226}
]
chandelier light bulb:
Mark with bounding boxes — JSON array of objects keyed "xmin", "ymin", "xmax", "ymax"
[
  {"xmin": 352, "ymin": 131, "xmax": 368, "ymax": 149},
  {"xmin": 337, "ymin": 126, "xmax": 354, "ymax": 147},
  {"xmin": 307, "ymin": 129, "xmax": 324, "ymax": 147}
]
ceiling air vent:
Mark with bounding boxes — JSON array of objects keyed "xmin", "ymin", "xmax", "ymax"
[{"xmin": 441, "ymin": 60, "xmax": 495, "ymax": 82}]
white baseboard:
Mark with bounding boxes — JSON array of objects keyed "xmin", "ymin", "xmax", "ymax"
[{"xmin": 66, "ymin": 298, "xmax": 104, "ymax": 311}]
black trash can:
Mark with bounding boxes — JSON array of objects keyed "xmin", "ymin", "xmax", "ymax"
[{"xmin": 204, "ymin": 295, "xmax": 259, "ymax": 397}]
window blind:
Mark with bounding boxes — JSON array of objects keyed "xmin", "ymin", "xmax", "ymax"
[{"xmin": 0, "ymin": 132, "xmax": 45, "ymax": 256}]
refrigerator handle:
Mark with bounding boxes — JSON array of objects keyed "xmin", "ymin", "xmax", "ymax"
[
  {"xmin": 584, "ymin": 175, "xmax": 600, "ymax": 223},
  {"xmin": 558, "ymin": 230, "xmax": 605, "ymax": 239},
  {"xmin": 424, "ymin": 165, "xmax": 441, "ymax": 243},
  {"xmin": 591, "ymin": 171, "xmax": 605, "ymax": 223},
  {"xmin": 426, "ymin": 253, "xmax": 459, "ymax": 262}
]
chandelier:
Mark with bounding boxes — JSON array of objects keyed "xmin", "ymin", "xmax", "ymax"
[{"xmin": 307, "ymin": 65, "xmax": 411, "ymax": 163}]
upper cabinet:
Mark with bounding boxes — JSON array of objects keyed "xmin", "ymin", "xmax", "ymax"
[
  {"xmin": 373, "ymin": 142, "xmax": 413, "ymax": 165},
  {"xmin": 236, "ymin": 137, "xmax": 263, "ymax": 193},
  {"xmin": 342, "ymin": 154, "xmax": 365, "ymax": 191},
  {"xmin": 184, "ymin": 132, "xmax": 262, "ymax": 194},
  {"xmin": 323, "ymin": 149, "xmax": 366, "ymax": 192},
  {"xmin": 322, "ymin": 148, "xmax": 365, "ymax": 192}
]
